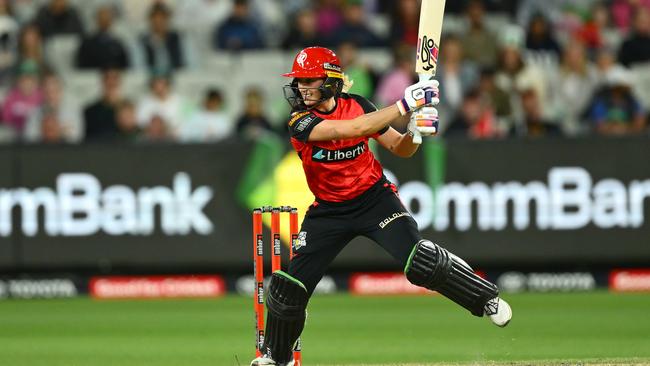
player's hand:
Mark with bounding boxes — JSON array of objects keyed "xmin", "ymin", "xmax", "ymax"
[
  {"xmin": 396, "ymin": 79, "xmax": 440, "ymax": 115},
  {"xmin": 408, "ymin": 106, "xmax": 439, "ymax": 144}
]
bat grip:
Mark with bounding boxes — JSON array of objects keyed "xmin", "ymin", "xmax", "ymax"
[{"xmin": 411, "ymin": 73, "xmax": 435, "ymax": 145}]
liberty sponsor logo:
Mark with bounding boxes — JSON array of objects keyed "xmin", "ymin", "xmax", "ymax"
[
  {"xmin": 379, "ymin": 212, "xmax": 411, "ymax": 229},
  {"xmin": 312, "ymin": 142, "xmax": 366, "ymax": 163}
]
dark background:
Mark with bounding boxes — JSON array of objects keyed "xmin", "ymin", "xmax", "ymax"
[{"xmin": 1, "ymin": 137, "xmax": 649, "ymax": 274}]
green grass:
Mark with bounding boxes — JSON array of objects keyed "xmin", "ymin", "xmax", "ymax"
[{"xmin": 0, "ymin": 292, "xmax": 649, "ymax": 365}]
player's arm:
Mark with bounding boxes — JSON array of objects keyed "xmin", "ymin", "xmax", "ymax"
[
  {"xmin": 376, "ymin": 127, "xmax": 420, "ymax": 158},
  {"xmin": 308, "ymin": 104, "xmax": 401, "ymax": 141},
  {"xmin": 301, "ymin": 80, "xmax": 439, "ymax": 142},
  {"xmin": 376, "ymin": 106, "xmax": 440, "ymax": 157}
]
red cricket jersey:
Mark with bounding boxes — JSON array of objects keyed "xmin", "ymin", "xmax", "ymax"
[{"xmin": 288, "ymin": 93, "xmax": 389, "ymax": 202}]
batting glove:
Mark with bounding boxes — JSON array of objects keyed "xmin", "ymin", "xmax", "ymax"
[
  {"xmin": 396, "ymin": 79, "xmax": 440, "ymax": 116},
  {"xmin": 408, "ymin": 106, "xmax": 439, "ymax": 144}
]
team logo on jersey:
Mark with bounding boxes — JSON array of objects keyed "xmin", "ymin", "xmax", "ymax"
[
  {"xmin": 297, "ymin": 50, "xmax": 308, "ymax": 68},
  {"xmin": 294, "ymin": 231, "xmax": 307, "ymax": 250},
  {"xmin": 312, "ymin": 142, "xmax": 366, "ymax": 163}
]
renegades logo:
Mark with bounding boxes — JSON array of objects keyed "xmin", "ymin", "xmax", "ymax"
[{"xmin": 312, "ymin": 142, "xmax": 366, "ymax": 163}]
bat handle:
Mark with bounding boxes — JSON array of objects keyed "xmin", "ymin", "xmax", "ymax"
[
  {"xmin": 412, "ymin": 132, "xmax": 422, "ymax": 144},
  {"xmin": 412, "ymin": 73, "xmax": 435, "ymax": 145},
  {"xmin": 418, "ymin": 73, "xmax": 433, "ymax": 82}
]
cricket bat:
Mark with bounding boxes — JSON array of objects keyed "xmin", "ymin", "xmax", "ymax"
[{"xmin": 413, "ymin": 0, "xmax": 446, "ymax": 144}]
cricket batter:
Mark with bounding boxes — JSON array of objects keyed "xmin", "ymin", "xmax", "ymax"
[{"xmin": 251, "ymin": 47, "xmax": 512, "ymax": 366}]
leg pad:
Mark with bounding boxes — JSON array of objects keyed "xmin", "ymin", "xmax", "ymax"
[
  {"xmin": 263, "ymin": 271, "xmax": 309, "ymax": 363},
  {"xmin": 405, "ymin": 240, "xmax": 498, "ymax": 316}
]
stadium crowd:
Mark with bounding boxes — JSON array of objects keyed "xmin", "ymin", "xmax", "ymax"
[{"xmin": 0, "ymin": 0, "xmax": 649, "ymax": 144}]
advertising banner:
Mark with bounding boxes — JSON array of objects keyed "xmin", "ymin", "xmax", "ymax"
[
  {"xmin": 0, "ymin": 147, "xmax": 15, "ymax": 267},
  {"xmin": 373, "ymin": 137, "xmax": 650, "ymax": 267},
  {"xmin": 1, "ymin": 137, "xmax": 649, "ymax": 272}
]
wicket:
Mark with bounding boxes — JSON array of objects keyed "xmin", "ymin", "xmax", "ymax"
[{"xmin": 252, "ymin": 206, "xmax": 302, "ymax": 365}]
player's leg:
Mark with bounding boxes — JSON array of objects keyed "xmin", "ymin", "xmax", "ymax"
[
  {"xmin": 252, "ymin": 208, "xmax": 354, "ymax": 365},
  {"xmin": 405, "ymin": 239, "xmax": 511, "ymax": 326},
  {"xmin": 362, "ymin": 187, "xmax": 511, "ymax": 326},
  {"xmin": 251, "ymin": 271, "xmax": 308, "ymax": 366}
]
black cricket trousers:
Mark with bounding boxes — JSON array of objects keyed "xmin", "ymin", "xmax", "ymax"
[{"xmin": 287, "ymin": 176, "xmax": 422, "ymax": 295}]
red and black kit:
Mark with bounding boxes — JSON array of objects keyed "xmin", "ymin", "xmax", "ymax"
[{"xmin": 286, "ymin": 93, "xmax": 421, "ymax": 294}]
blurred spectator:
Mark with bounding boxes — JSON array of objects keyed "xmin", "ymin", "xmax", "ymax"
[
  {"xmin": 141, "ymin": 2, "xmax": 184, "ymax": 71},
  {"xmin": 179, "ymin": 88, "xmax": 232, "ymax": 143},
  {"xmin": 75, "ymin": 5, "xmax": 129, "ymax": 70},
  {"xmin": 375, "ymin": 44, "xmax": 415, "ymax": 107},
  {"xmin": 38, "ymin": 107, "xmax": 65, "ymax": 143},
  {"xmin": 495, "ymin": 44, "xmax": 549, "ymax": 127},
  {"xmin": 555, "ymin": 40, "xmax": 597, "ymax": 134},
  {"xmin": 34, "ymin": 108, "xmax": 66, "ymax": 144},
  {"xmin": 315, "ymin": 0, "xmax": 344, "ymax": 38},
  {"xmin": 461, "ymin": 0, "xmax": 498, "ymax": 68},
  {"xmin": 337, "ymin": 41, "xmax": 374, "ymax": 99},
  {"xmin": 1, "ymin": 61, "xmax": 43, "ymax": 137},
  {"xmin": 611, "ymin": 0, "xmax": 650, "ymax": 33},
  {"xmin": 436, "ymin": 34, "xmax": 479, "ymax": 122},
  {"xmin": 214, "ymin": 0, "xmax": 263, "ymax": 50},
  {"xmin": 516, "ymin": 0, "xmax": 592, "ymax": 31},
  {"xmin": 25, "ymin": 73, "xmax": 81, "ymax": 143},
  {"xmin": 136, "ymin": 71, "xmax": 184, "ymax": 137},
  {"xmin": 478, "ymin": 68, "xmax": 512, "ymax": 121},
  {"xmin": 10, "ymin": 0, "xmax": 39, "ymax": 24},
  {"xmin": 388, "ymin": 0, "xmax": 419, "ymax": 47},
  {"xmin": 281, "ymin": 8, "xmax": 325, "ymax": 50},
  {"xmin": 16, "ymin": 24, "xmax": 49, "ymax": 75},
  {"xmin": 328, "ymin": 0, "xmax": 382, "ymax": 48},
  {"xmin": 575, "ymin": 3, "xmax": 612, "ymax": 53},
  {"xmin": 236, "ymin": 88, "xmax": 273, "ymax": 139},
  {"xmin": 587, "ymin": 68, "xmax": 647, "ymax": 136},
  {"xmin": 525, "ymin": 13, "xmax": 561, "ymax": 58},
  {"xmin": 115, "ymin": 100, "xmax": 141, "ymax": 142},
  {"xmin": 177, "ymin": 0, "xmax": 231, "ymax": 34},
  {"xmin": 83, "ymin": 68, "xmax": 122, "ymax": 142},
  {"xmin": 518, "ymin": 89, "xmax": 561, "ymax": 137},
  {"xmin": 282, "ymin": 0, "xmax": 311, "ymax": 17},
  {"xmin": 618, "ymin": 7, "xmax": 650, "ymax": 67},
  {"xmin": 142, "ymin": 114, "xmax": 171, "ymax": 142},
  {"xmin": 446, "ymin": 88, "xmax": 502, "ymax": 139},
  {"xmin": 595, "ymin": 48, "xmax": 622, "ymax": 86},
  {"xmin": 0, "ymin": 0, "xmax": 18, "ymax": 81},
  {"xmin": 34, "ymin": 0, "xmax": 84, "ymax": 39}
]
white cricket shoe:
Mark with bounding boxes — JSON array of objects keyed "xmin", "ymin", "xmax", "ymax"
[
  {"xmin": 250, "ymin": 355, "xmax": 294, "ymax": 366},
  {"xmin": 484, "ymin": 297, "xmax": 512, "ymax": 327}
]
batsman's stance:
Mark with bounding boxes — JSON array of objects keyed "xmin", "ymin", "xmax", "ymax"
[{"xmin": 251, "ymin": 47, "xmax": 512, "ymax": 366}]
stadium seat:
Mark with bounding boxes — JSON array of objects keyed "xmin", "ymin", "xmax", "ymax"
[
  {"xmin": 630, "ymin": 64, "xmax": 650, "ymax": 109},
  {"xmin": 44, "ymin": 35, "xmax": 81, "ymax": 73}
]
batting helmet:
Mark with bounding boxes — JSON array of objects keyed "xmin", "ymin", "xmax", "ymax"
[{"xmin": 282, "ymin": 47, "xmax": 345, "ymax": 111}]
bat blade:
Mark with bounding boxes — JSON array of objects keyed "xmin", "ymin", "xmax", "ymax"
[
  {"xmin": 416, "ymin": 0, "xmax": 446, "ymax": 77},
  {"xmin": 413, "ymin": 0, "xmax": 446, "ymax": 144}
]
